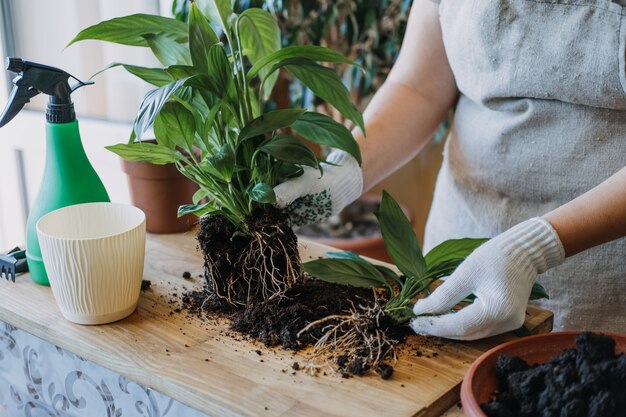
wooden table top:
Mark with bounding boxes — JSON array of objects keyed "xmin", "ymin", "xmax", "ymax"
[{"xmin": 0, "ymin": 232, "xmax": 552, "ymax": 417}]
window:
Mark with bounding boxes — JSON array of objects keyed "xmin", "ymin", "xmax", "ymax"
[{"xmin": 0, "ymin": 0, "xmax": 169, "ymax": 248}]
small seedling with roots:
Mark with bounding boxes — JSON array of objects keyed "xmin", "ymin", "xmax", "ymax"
[{"xmin": 303, "ymin": 191, "xmax": 549, "ymax": 377}]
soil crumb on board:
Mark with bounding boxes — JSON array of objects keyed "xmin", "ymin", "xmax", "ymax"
[
  {"xmin": 181, "ymin": 274, "xmax": 408, "ymax": 378},
  {"xmin": 481, "ymin": 332, "xmax": 626, "ymax": 417}
]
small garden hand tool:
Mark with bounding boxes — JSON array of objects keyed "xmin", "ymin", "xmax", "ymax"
[
  {"xmin": 0, "ymin": 247, "xmax": 28, "ymax": 282},
  {"xmin": 0, "ymin": 58, "xmax": 110, "ymax": 285}
]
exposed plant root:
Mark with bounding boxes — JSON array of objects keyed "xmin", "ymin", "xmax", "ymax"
[
  {"xmin": 297, "ymin": 300, "xmax": 399, "ymax": 378},
  {"xmin": 198, "ymin": 206, "xmax": 301, "ymax": 308}
]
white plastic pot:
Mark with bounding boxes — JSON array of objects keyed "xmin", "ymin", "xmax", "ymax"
[{"xmin": 37, "ymin": 202, "xmax": 146, "ymax": 325}]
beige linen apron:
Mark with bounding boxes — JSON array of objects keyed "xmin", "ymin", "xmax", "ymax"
[{"xmin": 425, "ymin": 0, "xmax": 626, "ymax": 331}]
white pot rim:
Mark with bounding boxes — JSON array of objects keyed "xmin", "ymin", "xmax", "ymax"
[{"xmin": 37, "ymin": 202, "xmax": 145, "ymax": 242}]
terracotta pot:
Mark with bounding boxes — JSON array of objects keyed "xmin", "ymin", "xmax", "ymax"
[
  {"xmin": 461, "ymin": 331, "xmax": 626, "ymax": 417},
  {"xmin": 297, "ymin": 194, "xmax": 412, "ymax": 262},
  {"xmin": 121, "ymin": 143, "xmax": 198, "ymax": 234}
]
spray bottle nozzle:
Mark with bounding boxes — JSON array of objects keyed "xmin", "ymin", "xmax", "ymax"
[
  {"xmin": 0, "ymin": 57, "xmax": 94, "ymax": 127},
  {"xmin": 6, "ymin": 58, "xmax": 25, "ymax": 73}
]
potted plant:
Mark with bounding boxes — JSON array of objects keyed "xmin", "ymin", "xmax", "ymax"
[{"xmin": 69, "ymin": 0, "xmax": 363, "ymax": 307}]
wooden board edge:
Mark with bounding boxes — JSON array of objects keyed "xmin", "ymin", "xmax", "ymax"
[{"xmin": 414, "ymin": 383, "xmax": 461, "ymax": 417}]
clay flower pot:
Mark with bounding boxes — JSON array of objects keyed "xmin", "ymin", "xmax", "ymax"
[
  {"xmin": 121, "ymin": 140, "xmax": 198, "ymax": 234},
  {"xmin": 296, "ymin": 194, "xmax": 412, "ymax": 262},
  {"xmin": 461, "ymin": 331, "xmax": 626, "ymax": 417}
]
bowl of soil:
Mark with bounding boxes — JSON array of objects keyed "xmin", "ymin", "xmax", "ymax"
[{"xmin": 461, "ymin": 331, "xmax": 626, "ymax": 417}]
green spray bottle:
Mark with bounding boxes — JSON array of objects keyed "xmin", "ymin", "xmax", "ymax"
[{"xmin": 0, "ymin": 58, "xmax": 110, "ymax": 285}]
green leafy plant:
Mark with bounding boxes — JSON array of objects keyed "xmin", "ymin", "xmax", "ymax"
[
  {"xmin": 300, "ymin": 191, "xmax": 548, "ymax": 375},
  {"xmin": 303, "ymin": 190, "xmax": 489, "ymax": 324},
  {"xmin": 69, "ymin": 1, "xmax": 364, "ymax": 306}
]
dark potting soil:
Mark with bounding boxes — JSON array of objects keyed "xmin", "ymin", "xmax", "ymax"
[
  {"xmin": 481, "ymin": 332, "xmax": 626, "ymax": 417},
  {"xmin": 295, "ymin": 199, "xmax": 381, "ymax": 239},
  {"xmin": 187, "ymin": 205, "xmax": 408, "ymax": 379},
  {"xmin": 197, "ymin": 205, "xmax": 300, "ymax": 307},
  {"xmin": 230, "ymin": 276, "xmax": 374, "ymax": 350},
  {"xmin": 182, "ymin": 275, "xmax": 406, "ymax": 378}
]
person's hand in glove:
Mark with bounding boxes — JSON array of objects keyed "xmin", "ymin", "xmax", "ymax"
[
  {"xmin": 274, "ymin": 150, "xmax": 363, "ymax": 227},
  {"xmin": 411, "ymin": 217, "xmax": 565, "ymax": 340}
]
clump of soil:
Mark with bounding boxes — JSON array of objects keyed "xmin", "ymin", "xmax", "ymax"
[
  {"xmin": 231, "ymin": 276, "xmax": 374, "ymax": 350},
  {"xmin": 481, "ymin": 332, "xmax": 626, "ymax": 417},
  {"xmin": 295, "ymin": 199, "xmax": 380, "ymax": 239},
  {"xmin": 197, "ymin": 205, "xmax": 301, "ymax": 307},
  {"xmin": 181, "ymin": 274, "xmax": 405, "ymax": 378}
]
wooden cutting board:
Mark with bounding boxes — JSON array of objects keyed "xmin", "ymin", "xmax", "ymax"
[{"xmin": 0, "ymin": 232, "xmax": 552, "ymax": 417}]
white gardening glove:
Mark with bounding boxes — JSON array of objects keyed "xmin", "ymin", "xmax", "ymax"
[
  {"xmin": 274, "ymin": 150, "xmax": 363, "ymax": 227},
  {"xmin": 411, "ymin": 217, "xmax": 565, "ymax": 340}
]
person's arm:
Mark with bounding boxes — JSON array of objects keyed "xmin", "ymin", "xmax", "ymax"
[
  {"xmin": 354, "ymin": 0, "xmax": 458, "ymax": 190},
  {"xmin": 411, "ymin": 167, "xmax": 626, "ymax": 340},
  {"xmin": 274, "ymin": 0, "xmax": 458, "ymax": 225},
  {"xmin": 544, "ymin": 167, "xmax": 626, "ymax": 257}
]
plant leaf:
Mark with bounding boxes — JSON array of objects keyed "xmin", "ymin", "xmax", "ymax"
[
  {"xmin": 286, "ymin": 60, "xmax": 364, "ymax": 133},
  {"xmin": 68, "ymin": 14, "xmax": 188, "ymax": 47},
  {"xmin": 192, "ymin": 188, "xmax": 209, "ymax": 205},
  {"xmin": 239, "ymin": 108, "xmax": 306, "ymax": 141},
  {"xmin": 143, "ymin": 34, "xmax": 191, "ymax": 66},
  {"xmin": 202, "ymin": 102, "xmax": 222, "ymax": 145},
  {"xmin": 195, "ymin": 0, "xmax": 233, "ymax": 31},
  {"xmin": 188, "ymin": 2, "xmax": 219, "ymax": 72},
  {"xmin": 106, "ymin": 142, "xmax": 183, "ymax": 165},
  {"xmin": 424, "ymin": 258, "xmax": 464, "ymax": 280},
  {"xmin": 424, "ymin": 238, "xmax": 489, "ymax": 270},
  {"xmin": 249, "ymin": 183, "xmax": 276, "ymax": 204},
  {"xmin": 325, "ymin": 251, "xmax": 364, "ymax": 261},
  {"xmin": 178, "ymin": 202, "xmax": 214, "ymax": 217},
  {"xmin": 172, "ymin": 91, "xmax": 209, "ymax": 128},
  {"xmin": 92, "ymin": 63, "xmax": 173, "ymax": 87},
  {"xmin": 247, "ymin": 45, "xmax": 356, "ymax": 81},
  {"xmin": 303, "ymin": 258, "xmax": 387, "ymax": 289},
  {"xmin": 376, "ymin": 190, "xmax": 426, "ymax": 278},
  {"xmin": 276, "ymin": 162, "xmax": 304, "ymax": 181},
  {"xmin": 206, "ymin": 44, "xmax": 232, "ymax": 98},
  {"xmin": 291, "ymin": 112, "xmax": 361, "ymax": 165},
  {"xmin": 238, "ymin": 8, "xmax": 281, "ymax": 100},
  {"xmin": 326, "ymin": 251, "xmax": 401, "ymax": 287},
  {"xmin": 205, "ymin": 143, "xmax": 236, "ymax": 181},
  {"xmin": 530, "ymin": 282, "xmax": 549, "ymax": 301},
  {"xmin": 167, "ymin": 65, "xmax": 200, "ymax": 80},
  {"xmin": 260, "ymin": 135, "xmax": 318, "ymax": 168},
  {"xmin": 153, "ymin": 101, "xmax": 196, "ymax": 152},
  {"xmin": 133, "ymin": 77, "xmax": 189, "ymax": 140}
]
